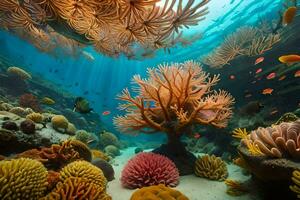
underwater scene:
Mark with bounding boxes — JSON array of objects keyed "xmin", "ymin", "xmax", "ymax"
[{"xmin": 0, "ymin": 0, "xmax": 300, "ymax": 199}]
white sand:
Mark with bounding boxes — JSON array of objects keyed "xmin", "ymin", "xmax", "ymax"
[{"xmin": 107, "ymin": 147, "xmax": 254, "ymax": 200}]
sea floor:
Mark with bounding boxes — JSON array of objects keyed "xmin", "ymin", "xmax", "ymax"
[{"xmin": 107, "ymin": 147, "xmax": 257, "ymax": 200}]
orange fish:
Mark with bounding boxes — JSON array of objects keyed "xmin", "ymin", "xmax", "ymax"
[
  {"xmin": 262, "ymin": 88, "xmax": 274, "ymax": 95},
  {"xmin": 295, "ymin": 70, "xmax": 300, "ymax": 77},
  {"xmin": 266, "ymin": 72, "xmax": 276, "ymax": 80},
  {"xmin": 194, "ymin": 133, "xmax": 201, "ymax": 139},
  {"xmin": 255, "ymin": 68, "xmax": 262, "ymax": 74},
  {"xmin": 229, "ymin": 75, "xmax": 235, "ymax": 80},
  {"xmin": 102, "ymin": 111, "xmax": 111, "ymax": 115},
  {"xmin": 279, "ymin": 55, "xmax": 300, "ymax": 64},
  {"xmin": 278, "ymin": 75, "xmax": 286, "ymax": 81},
  {"xmin": 283, "ymin": 7, "xmax": 297, "ymax": 25},
  {"xmin": 255, "ymin": 57, "xmax": 264, "ymax": 65}
]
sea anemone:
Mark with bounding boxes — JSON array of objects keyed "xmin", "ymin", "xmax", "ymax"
[{"xmin": 121, "ymin": 152, "xmax": 179, "ymax": 189}]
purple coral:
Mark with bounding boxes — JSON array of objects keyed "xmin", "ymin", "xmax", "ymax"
[{"xmin": 243, "ymin": 120, "xmax": 300, "ymax": 159}]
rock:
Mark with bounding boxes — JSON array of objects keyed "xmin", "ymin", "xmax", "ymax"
[
  {"xmin": 0, "ymin": 111, "xmax": 20, "ymax": 121},
  {"xmin": 2, "ymin": 121, "xmax": 19, "ymax": 131},
  {"xmin": 20, "ymin": 119, "xmax": 35, "ymax": 134},
  {"xmin": 134, "ymin": 147, "xmax": 143, "ymax": 154},
  {"xmin": 92, "ymin": 158, "xmax": 115, "ymax": 182}
]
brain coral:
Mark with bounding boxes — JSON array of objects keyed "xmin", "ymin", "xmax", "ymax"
[
  {"xmin": 59, "ymin": 160, "xmax": 107, "ymax": 188},
  {"xmin": 41, "ymin": 177, "xmax": 112, "ymax": 200},
  {"xmin": 99, "ymin": 130, "xmax": 119, "ymax": 148},
  {"xmin": 104, "ymin": 145, "xmax": 120, "ymax": 157},
  {"xmin": 121, "ymin": 152, "xmax": 179, "ymax": 189},
  {"xmin": 51, "ymin": 115, "xmax": 69, "ymax": 131},
  {"xmin": 75, "ymin": 130, "xmax": 91, "ymax": 143},
  {"xmin": 194, "ymin": 154, "xmax": 228, "ymax": 181},
  {"xmin": 130, "ymin": 184, "xmax": 189, "ymax": 200},
  {"xmin": 242, "ymin": 120, "xmax": 300, "ymax": 159},
  {"xmin": 66, "ymin": 123, "xmax": 76, "ymax": 135},
  {"xmin": 7, "ymin": 66, "xmax": 32, "ymax": 80},
  {"xmin": 0, "ymin": 158, "xmax": 48, "ymax": 200},
  {"xmin": 26, "ymin": 112, "xmax": 44, "ymax": 123}
]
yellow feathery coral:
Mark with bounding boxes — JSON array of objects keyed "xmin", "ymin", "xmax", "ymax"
[
  {"xmin": 51, "ymin": 115, "xmax": 69, "ymax": 131},
  {"xmin": 232, "ymin": 128, "xmax": 248, "ymax": 140},
  {"xmin": 0, "ymin": 158, "xmax": 48, "ymax": 200},
  {"xmin": 59, "ymin": 160, "xmax": 107, "ymax": 188},
  {"xmin": 7, "ymin": 66, "xmax": 32, "ymax": 80},
  {"xmin": 290, "ymin": 170, "xmax": 300, "ymax": 198},
  {"xmin": 41, "ymin": 177, "xmax": 112, "ymax": 200},
  {"xmin": 194, "ymin": 154, "xmax": 228, "ymax": 181},
  {"xmin": 91, "ymin": 149, "xmax": 110, "ymax": 162},
  {"xmin": 245, "ymin": 141, "xmax": 265, "ymax": 156},
  {"xmin": 130, "ymin": 184, "xmax": 189, "ymax": 200},
  {"xmin": 225, "ymin": 179, "xmax": 248, "ymax": 196},
  {"xmin": 26, "ymin": 112, "xmax": 44, "ymax": 123}
]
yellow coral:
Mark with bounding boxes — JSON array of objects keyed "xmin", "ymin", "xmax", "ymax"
[
  {"xmin": 7, "ymin": 66, "xmax": 32, "ymax": 80},
  {"xmin": 225, "ymin": 179, "xmax": 248, "ymax": 196},
  {"xmin": 41, "ymin": 97, "xmax": 55, "ymax": 105},
  {"xmin": 0, "ymin": 158, "xmax": 48, "ymax": 200},
  {"xmin": 290, "ymin": 170, "xmax": 300, "ymax": 198},
  {"xmin": 245, "ymin": 141, "xmax": 265, "ymax": 156},
  {"xmin": 92, "ymin": 149, "xmax": 110, "ymax": 162},
  {"xmin": 195, "ymin": 155, "xmax": 228, "ymax": 181},
  {"xmin": 26, "ymin": 112, "xmax": 44, "ymax": 123},
  {"xmin": 66, "ymin": 123, "xmax": 76, "ymax": 135},
  {"xmin": 51, "ymin": 115, "xmax": 69, "ymax": 131},
  {"xmin": 232, "ymin": 128, "xmax": 248, "ymax": 140},
  {"xmin": 59, "ymin": 160, "xmax": 107, "ymax": 188},
  {"xmin": 130, "ymin": 184, "xmax": 189, "ymax": 200},
  {"xmin": 41, "ymin": 177, "xmax": 111, "ymax": 200}
]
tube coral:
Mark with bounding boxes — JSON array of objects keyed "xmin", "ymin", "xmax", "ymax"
[
  {"xmin": 0, "ymin": 158, "xmax": 48, "ymax": 200},
  {"xmin": 121, "ymin": 152, "xmax": 179, "ymax": 189}
]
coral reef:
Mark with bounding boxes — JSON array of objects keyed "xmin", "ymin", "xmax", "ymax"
[
  {"xmin": 9, "ymin": 106, "xmax": 33, "ymax": 117},
  {"xmin": 66, "ymin": 123, "xmax": 76, "ymax": 135},
  {"xmin": 7, "ymin": 66, "xmax": 32, "ymax": 80},
  {"xmin": 104, "ymin": 145, "xmax": 120, "ymax": 157},
  {"xmin": 241, "ymin": 120, "xmax": 300, "ymax": 159},
  {"xmin": 75, "ymin": 129, "xmax": 92, "ymax": 143},
  {"xmin": 20, "ymin": 119, "xmax": 36, "ymax": 134},
  {"xmin": 47, "ymin": 170, "xmax": 61, "ymax": 192},
  {"xmin": 19, "ymin": 93, "xmax": 42, "ymax": 112},
  {"xmin": 0, "ymin": 0, "xmax": 210, "ymax": 59},
  {"xmin": 68, "ymin": 139, "xmax": 92, "ymax": 162},
  {"xmin": 194, "ymin": 154, "xmax": 228, "ymax": 181},
  {"xmin": 59, "ymin": 160, "xmax": 107, "ymax": 188},
  {"xmin": 51, "ymin": 115, "xmax": 69, "ymax": 132},
  {"xmin": 91, "ymin": 149, "xmax": 110, "ymax": 162},
  {"xmin": 26, "ymin": 112, "xmax": 44, "ymax": 123},
  {"xmin": 290, "ymin": 170, "xmax": 300, "ymax": 198},
  {"xmin": 99, "ymin": 130, "xmax": 120, "ymax": 148},
  {"xmin": 121, "ymin": 152, "xmax": 179, "ymax": 189},
  {"xmin": 114, "ymin": 60, "xmax": 234, "ymax": 175},
  {"xmin": 130, "ymin": 184, "xmax": 189, "ymax": 200},
  {"xmin": 275, "ymin": 112, "xmax": 299, "ymax": 125},
  {"xmin": 0, "ymin": 158, "xmax": 48, "ymax": 200},
  {"xmin": 225, "ymin": 179, "xmax": 248, "ymax": 196},
  {"xmin": 92, "ymin": 158, "xmax": 115, "ymax": 182}
]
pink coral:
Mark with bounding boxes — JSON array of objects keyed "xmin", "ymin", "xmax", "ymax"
[
  {"xmin": 120, "ymin": 152, "xmax": 179, "ymax": 189},
  {"xmin": 19, "ymin": 93, "xmax": 41, "ymax": 112}
]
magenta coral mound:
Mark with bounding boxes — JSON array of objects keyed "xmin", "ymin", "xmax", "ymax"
[{"xmin": 120, "ymin": 152, "xmax": 179, "ymax": 189}]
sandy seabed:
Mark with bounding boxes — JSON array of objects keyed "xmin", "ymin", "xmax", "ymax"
[{"xmin": 107, "ymin": 147, "xmax": 256, "ymax": 200}]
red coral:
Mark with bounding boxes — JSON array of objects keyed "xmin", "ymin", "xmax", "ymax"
[
  {"xmin": 120, "ymin": 152, "xmax": 179, "ymax": 189},
  {"xmin": 19, "ymin": 93, "xmax": 42, "ymax": 112}
]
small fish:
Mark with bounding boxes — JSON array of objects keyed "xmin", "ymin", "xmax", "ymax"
[
  {"xmin": 73, "ymin": 97, "xmax": 93, "ymax": 114},
  {"xmin": 279, "ymin": 54, "xmax": 300, "ymax": 64},
  {"xmin": 255, "ymin": 68, "xmax": 263, "ymax": 74},
  {"xmin": 255, "ymin": 57, "xmax": 264, "ymax": 65},
  {"xmin": 194, "ymin": 133, "xmax": 201, "ymax": 139},
  {"xmin": 229, "ymin": 75, "xmax": 235, "ymax": 80},
  {"xmin": 266, "ymin": 72, "xmax": 276, "ymax": 80},
  {"xmin": 251, "ymin": 80, "xmax": 257, "ymax": 84},
  {"xmin": 262, "ymin": 88, "xmax": 274, "ymax": 95},
  {"xmin": 294, "ymin": 70, "xmax": 300, "ymax": 77},
  {"xmin": 102, "ymin": 111, "xmax": 111, "ymax": 115},
  {"xmin": 41, "ymin": 97, "xmax": 55, "ymax": 105},
  {"xmin": 278, "ymin": 75, "xmax": 286, "ymax": 81},
  {"xmin": 283, "ymin": 7, "xmax": 297, "ymax": 25},
  {"xmin": 82, "ymin": 51, "xmax": 95, "ymax": 61},
  {"xmin": 270, "ymin": 109, "xmax": 279, "ymax": 115},
  {"xmin": 245, "ymin": 93, "xmax": 252, "ymax": 98}
]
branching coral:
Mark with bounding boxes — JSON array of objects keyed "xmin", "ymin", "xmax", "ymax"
[
  {"xmin": 290, "ymin": 170, "xmax": 300, "ymax": 198},
  {"xmin": 121, "ymin": 152, "xmax": 179, "ymax": 189},
  {"xmin": 194, "ymin": 154, "xmax": 228, "ymax": 181},
  {"xmin": 130, "ymin": 184, "xmax": 189, "ymax": 200},
  {"xmin": 202, "ymin": 26, "xmax": 281, "ymax": 68},
  {"xmin": 0, "ymin": 0, "xmax": 210, "ymax": 59},
  {"xmin": 114, "ymin": 60, "xmax": 234, "ymax": 147},
  {"xmin": 241, "ymin": 120, "xmax": 300, "ymax": 159},
  {"xmin": 0, "ymin": 158, "xmax": 48, "ymax": 200}
]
